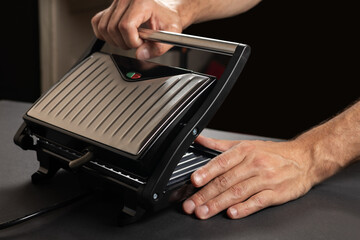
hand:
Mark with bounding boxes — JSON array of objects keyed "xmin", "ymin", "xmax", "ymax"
[
  {"xmin": 182, "ymin": 135, "xmax": 316, "ymax": 219},
  {"xmin": 91, "ymin": 0, "xmax": 187, "ymax": 60}
]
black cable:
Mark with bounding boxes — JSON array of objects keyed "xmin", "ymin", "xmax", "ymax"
[{"xmin": 0, "ymin": 191, "xmax": 93, "ymax": 230}]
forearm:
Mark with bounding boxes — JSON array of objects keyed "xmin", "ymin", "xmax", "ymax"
[
  {"xmin": 295, "ymin": 100, "xmax": 360, "ymax": 185},
  {"xmin": 175, "ymin": 0, "xmax": 262, "ymax": 28}
]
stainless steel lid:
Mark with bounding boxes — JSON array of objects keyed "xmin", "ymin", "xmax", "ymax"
[{"xmin": 27, "ymin": 52, "xmax": 211, "ymax": 155}]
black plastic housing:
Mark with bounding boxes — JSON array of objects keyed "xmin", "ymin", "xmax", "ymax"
[{"xmin": 14, "ymin": 38, "xmax": 250, "ymax": 225}]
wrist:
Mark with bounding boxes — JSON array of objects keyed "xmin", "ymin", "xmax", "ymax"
[
  {"xmin": 295, "ymin": 127, "xmax": 342, "ymax": 186},
  {"xmin": 293, "ymin": 105, "xmax": 360, "ymax": 186},
  {"xmin": 175, "ymin": 0, "xmax": 202, "ymax": 29}
]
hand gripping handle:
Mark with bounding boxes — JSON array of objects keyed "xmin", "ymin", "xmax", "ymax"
[{"xmin": 85, "ymin": 28, "xmax": 243, "ymax": 57}]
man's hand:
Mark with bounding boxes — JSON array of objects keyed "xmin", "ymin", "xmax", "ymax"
[
  {"xmin": 91, "ymin": 0, "xmax": 189, "ymax": 60},
  {"xmin": 183, "ymin": 100, "xmax": 360, "ymax": 220},
  {"xmin": 183, "ymin": 135, "xmax": 319, "ymax": 219},
  {"xmin": 91, "ymin": 0, "xmax": 263, "ymax": 60}
]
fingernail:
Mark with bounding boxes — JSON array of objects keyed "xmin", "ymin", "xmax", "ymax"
[
  {"xmin": 137, "ymin": 47, "xmax": 150, "ymax": 60},
  {"xmin": 183, "ymin": 199, "xmax": 196, "ymax": 214},
  {"xmin": 192, "ymin": 172, "xmax": 202, "ymax": 185},
  {"xmin": 229, "ymin": 207, "xmax": 238, "ymax": 218},
  {"xmin": 197, "ymin": 205, "xmax": 209, "ymax": 218}
]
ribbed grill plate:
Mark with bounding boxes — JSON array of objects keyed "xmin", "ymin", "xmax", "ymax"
[{"xmin": 27, "ymin": 52, "xmax": 211, "ymax": 155}]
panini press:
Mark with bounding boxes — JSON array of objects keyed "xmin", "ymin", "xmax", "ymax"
[{"xmin": 14, "ymin": 28, "xmax": 250, "ymax": 225}]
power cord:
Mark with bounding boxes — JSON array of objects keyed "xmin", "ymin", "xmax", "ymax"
[{"xmin": 0, "ymin": 191, "xmax": 93, "ymax": 230}]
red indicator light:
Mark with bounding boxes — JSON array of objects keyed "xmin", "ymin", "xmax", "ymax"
[{"xmin": 126, "ymin": 72, "xmax": 142, "ymax": 79}]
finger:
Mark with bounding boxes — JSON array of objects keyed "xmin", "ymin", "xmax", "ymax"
[
  {"xmin": 135, "ymin": 41, "xmax": 172, "ymax": 60},
  {"xmin": 183, "ymin": 162, "xmax": 255, "ymax": 215},
  {"xmin": 195, "ymin": 135, "xmax": 241, "ymax": 152},
  {"xmin": 136, "ymin": 21, "xmax": 182, "ymax": 59},
  {"xmin": 227, "ymin": 190, "xmax": 275, "ymax": 219},
  {"xmin": 191, "ymin": 142, "xmax": 253, "ymax": 187},
  {"xmin": 107, "ymin": 0, "xmax": 132, "ymax": 49},
  {"xmin": 91, "ymin": 10, "xmax": 105, "ymax": 40},
  {"xmin": 97, "ymin": 2, "xmax": 118, "ymax": 46},
  {"xmin": 118, "ymin": 1, "xmax": 147, "ymax": 49},
  {"xmin": 194, "ymin": 177, "xmax": 267, "ymax": 219}
]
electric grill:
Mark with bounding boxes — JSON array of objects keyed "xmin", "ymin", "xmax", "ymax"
[{"xmin": 14, "ymin": 28, "xmax": 250, "ymax": 225}]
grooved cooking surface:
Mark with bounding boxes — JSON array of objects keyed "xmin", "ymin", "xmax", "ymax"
[{"xmin": 27, "ymin": 52, "xmax": 210, "ymax": 155}]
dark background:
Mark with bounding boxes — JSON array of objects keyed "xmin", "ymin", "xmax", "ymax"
[
  {"xmin": 185, "ymin": 0, "xmax": 359, "ymax": 139},
  {"xmin": 0, "ymin": 0, "xmax": 40, "ymax": 103},
  {"xmin": 1, "ymin": 0, "xmax": 359, "ymax": 140}
]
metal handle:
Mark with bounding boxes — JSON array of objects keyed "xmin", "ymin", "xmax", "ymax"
[
  {"xmin": 138, "ymin": 28, "xmax": 238, "ymax": 56},
  {"xmin": 69, "ymin": 151, "xmax": 94, "ymax": 170}
]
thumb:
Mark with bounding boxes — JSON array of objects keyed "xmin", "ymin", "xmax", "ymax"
[
  {"xmin": 195, "ymin": 135, "xmax": 241, "ymax": 152},
  {"xmin": 135, "ymin": 42, "xmax": 173, "ymax": 60}
]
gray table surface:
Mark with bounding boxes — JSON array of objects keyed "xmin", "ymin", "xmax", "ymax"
[{"xmin": 0, "ymin": 100, "xmax": 359, "ymax": 240}]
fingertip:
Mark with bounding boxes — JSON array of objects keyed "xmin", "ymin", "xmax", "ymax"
[
  {"xmin": 194, "ymin": 134, "xmax": 207, "ymax": 143},
  {"xmin": 191, "ymin": 171, "xmax": 204, "ymax": 187},
  {"xmin": 195, "ymin": 135, "xmax": 220, "ymax": 151},
  {"xmin": 136, "ymin": 46, "xmax": 150, "ymax": 60},
  {"xmin": 183, "ymin": 199, "xmax": 196, "ymax": 214},
  {"xmin": 227, "ymin": 207, "xmax": 238, "ymax": 219},
  {"xmin": 194, "ymin": 205, "xmax": 209, "ymax": 219},
  {"xmin": 194, "ymin": 135, "xmax": 211, "ymax": 146}
]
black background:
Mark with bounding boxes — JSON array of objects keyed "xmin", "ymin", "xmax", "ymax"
[
  {"xmin": 1, "ymin": 1, "xmax": 359, "ymax": 139},
  {"xmin": 185, "ymin": 1, "xmax": 359, "ymax": 139},
  {"xmin": 0, "ymin": 0, "xmax": 40, "ymax": 103}
]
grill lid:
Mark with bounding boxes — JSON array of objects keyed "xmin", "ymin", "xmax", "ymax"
[{"xmin": 27, "ymin": 52, "xmax": 212, "ymax": 156}]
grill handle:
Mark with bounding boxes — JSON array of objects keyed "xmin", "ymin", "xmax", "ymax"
[
  {"xmin": 138, "ymin": 28, "xmax": 238, "ymax": 56},
  {"xmin": 69, "ymin": 151, "xmax": 94, "ymax": 170},
  {"xmin": 83, "ymin": 28, "xmax": 242, "ymax": 59}
]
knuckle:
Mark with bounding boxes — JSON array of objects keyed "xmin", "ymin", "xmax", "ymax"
[
  {"xmin": 118, "ymin": 21, "xmax": 140, "ymax": 49},
  {"xmin": 252, "ymin": 195, "xmax": 265, "ymax": 207},
  {"xmin": 213, "ymin": 175, "xmax": 229, "ymax": 190},
  {"xmin": 118, "ymin": 20, "xmax": 130, "ymax": 32},
  {"xmin": 252, "ymin": 156, "xmax": 268, "ymax": 169},
  {"xmin": 264, "ymin": 168, "xmax": 276, "ymax": 180},
  {"xmin": 91, "ymin": 11, "xmax": 103, "ymax": 26},
  {"xmin": 214, "ymin": 154, "xmax": 230, "ymax": 170},
  {"xmin": 98, "ymin": 22, "xmax": 107, "ymax": 35},
  {"xmin": 107, "ymin": 24, "xmax": 117, "ymax": 35},
  {"xmin": 192, "ymin": 191, "xmax": 207, "ymax": 205},
  {"xmin": 208, "ymin": 200, "xmax": 221, "ymax": 212},
  {"xmin": 230, "ymin": 184, "xmax": 246, "ymax": 199}
]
